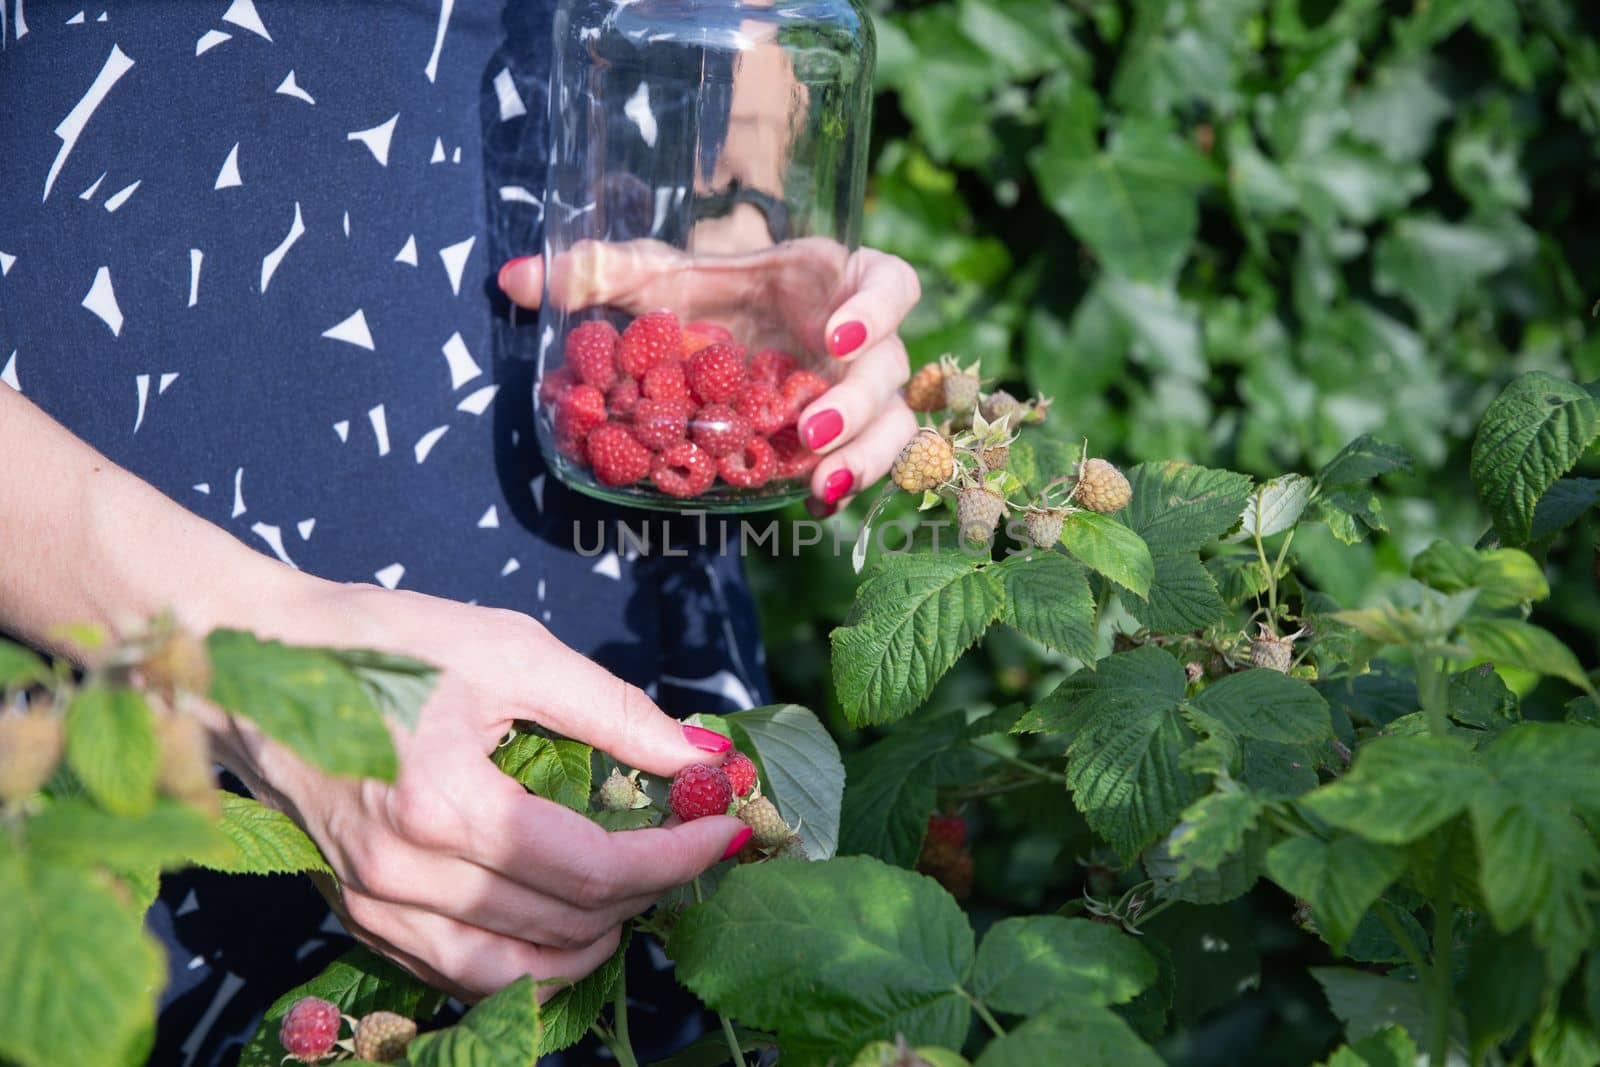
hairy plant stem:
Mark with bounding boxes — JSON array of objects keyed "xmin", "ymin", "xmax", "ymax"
[
  {"xmin": 1416, "ymin": 648, "xmax": 1450, "ymax": 740},
  {"xmin": 693, "ymin": 877, "xmax": 747, "ymax": 1067},
  {"xmin": 957, "ymin": 987, "xmax": 1006, "ymax": 1039},
  {"xmin": 1430, "ymin": 847, "xmax": 1455, "ymax": 1067},
  {"xmin": 611, "ymin": 952, "xmax": 638, "ymax": 1067}
]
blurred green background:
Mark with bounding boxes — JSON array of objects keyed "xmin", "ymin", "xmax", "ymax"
[{"xmin": 748, "ymin": 2, "xmax": 1599, "ymax": 1061}]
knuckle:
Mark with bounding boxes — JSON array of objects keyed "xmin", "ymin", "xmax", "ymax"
[
  {"xmin": 390, "ymin": 785, "xmax": 462, "ymax": 852},
  {"xmin": 569, "ymin": 850, "xmax": 625, "ymax": 905}
]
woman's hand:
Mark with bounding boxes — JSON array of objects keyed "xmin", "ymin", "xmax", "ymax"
[
  {"xmin": 500, "ymin": 239, "xmax": 922, "ymax": 513},
  {"xmin": 207, "ymin": 578, "xmax": 750, "ymax": 1002}
]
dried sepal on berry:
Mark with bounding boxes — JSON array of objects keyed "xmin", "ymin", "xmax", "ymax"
[
  {"xmin": 596, "ymin": 767, "xmax": 651, "ymax": 811},
  {"xmin": 938, "ymin": 355, "xmax": 982, "ymax": 415}
]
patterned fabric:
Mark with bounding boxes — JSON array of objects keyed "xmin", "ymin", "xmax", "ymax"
[{"xmin": 0, "ymin": 2, "xmax": 769, "ymax": 1063}]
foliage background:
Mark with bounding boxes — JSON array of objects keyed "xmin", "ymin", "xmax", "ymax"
[{"xmin": 749, "ymin": 0, "xmax": 1600, "ymax": 1061}]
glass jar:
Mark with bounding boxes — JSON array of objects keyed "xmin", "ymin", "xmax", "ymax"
[{"xmin": 532, "ymin": 0, "xmax": 875, "ymax": 511}]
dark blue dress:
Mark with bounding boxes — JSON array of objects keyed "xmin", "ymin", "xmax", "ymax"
[{"xmin": 0, "ymin": 3, "xmax": 769, "ymax": 1062}]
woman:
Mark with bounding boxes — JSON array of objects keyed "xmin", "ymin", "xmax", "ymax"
[{"xmin": 0, "ymin": 2, "xmax": 918, "ymax": 1063}]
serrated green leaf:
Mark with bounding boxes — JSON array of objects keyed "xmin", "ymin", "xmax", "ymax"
[
  {"xmin": 1144, "ymin": 821, "xmax": 1265, "ymax": 905},
  {"xmin": 201, "ymin": 793, "xmax": 331, "ymax": 876},
  {"xmin": 1166, "ymin": 789, "xmax": 1268, "ymax": 879},
  {"xmin": 1529, "ymin": 1008, "xmax": 1600, "ymax": 1067},
  {"xmin": 1057, "ymin": 511, "xmax": 1154, "ymax": 598},
  {"xmin": 1049, "ymin": 648, "xmax": 1206, "ymax": 860},
  {"xmin": 240, "ymin": 948, "xmax": 444, "ymax": 1067},
  {"xmin": 537, "ymin": 928, "xmax": 628, "ymax": 1055},
  {"xmin": 1470, "ymin": 788, "xmax": 1597, "ymax": 958},
  {"xmin": 65, "ymin": 685, "xmax": 159, "ymax": 817},
  {"xmin": 1311, "ymin": 967, "xmax": 1458, "ymax": 1051},
  {"xmin": 1266, "ymin": 836, "xmax": 1405, "ymax": 953},
  {"xmin": 1193, "ymin": 669, "xmax": 1332, "ymax": 744},
  {"xmin": 493, "ymin": 734, "xmax": 592, "ymax": 812},
  {"xmin": 840, "ymin": 715, "xmax": 966, "ymax": 866},
  {"xmin": 727, "ymin": 704, "xmax": 844, "ymax": 861},
  {"xmin": 1098, "ymin": 274, "xmax": 1205, "ymax": 379},
  {"xmin": 1127, "ymin": 554, "xmax": 1227, "ymax": 633},
  {"xmin": 406, "ymin": 976, "xmax": 540, "ymax": 1067},
  {"xmin": 974, "ymin": 1003, "xmax": 1163, "ymax": 1067},
  {"xmin": 1459, "ymin": 617, "xmax": 1593, "ymax": 694},
  {"xmin": 0, "ymin": 640, "xmax": 50, "ymax": 690},
  {"xmin": 1461, "ymin": 925, "xmax": 1544, "ymax": 1061},
  {"xmin": 1301, "ymin": 735, "xmax": 1486, "ymax": 843},
  {"xmin": 0, "ymin": 839, "xmax": 164, "ymax": 1067},
  {"xmin": 207, "ymin": 629, "xmax": 396, "ymax": 781},
  {"xmin": 1125, "ymin": 462, "xmax": 1255, "ymax": 554},
  {"xmin": 1470, "ymin": 373, "xmax": 1600, "ymax": 545},
  {"xmin": 1230, "ymin": 475, "xmax": 1314, "ymax": 542},
  {"xmin": 1411, "ymin": 540, "xmax": 1548, "ymax": 609},
  {"xmin": 26, "ymin": 797, "xmax": 230, "ymax": 871},
  {"xmin": 1032, "ymin": 117, "xmax": 1213, "ymax": 283},
  {"xmin": 832, "ymin": 554, "xmax": 1005, "ymax": 726},
  {"xmin": 972, "ymin": 916, "xmax": 1155, "ymax": 1015},
  {"xmin": 1373, "ymin": 215, "xmax": 1525, "ymax": 333},
  {"xmin": 323, "ymin": 648, "xmax": 438, "ymax": 731},
  {"xmin": 1446, "ymin": 663, "xmax": 1519, "ymax": 731},
  {"xmin": 1530, "ymin": 477, "xmax": 1600, "ymax": 542},
  {"xmin": 669, "ymin": 857, "xmax": 975, "ymax": 1065},
  {"xmin": 996, "ymin": 552, "xmax": 1096, "ymax": 660},
  {"xmin": 1317, "ymin": 1026, "xmax": 1419, "ymax": 1067},
  {"xmin": 1317, "ymin": 435, "xmax": 1414, "ymax": 487}
]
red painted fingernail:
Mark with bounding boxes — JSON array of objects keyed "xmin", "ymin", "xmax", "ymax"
[
  {"xmin": 829, "ymin": 321, "xmax": 866, "ymax": 358},
  {"xmin": 801, "ymin": 409, "xmax": 843, "ymax": 450},
  {"xmin": 805, "ymin": 497, "xmax": 837, "ymax": 519},
  {"xmin": 497, "ymin": 256, "xmax": 534, "ymax": 292},
  {"xmin": 683, "ymin": 724, "xmax": 732, "ymax": 753},
  {"xmin": 823, "ymin": 469, "xmax": 854, "ymax": 505},
  {"xmin": 720, "ymin": 826, "xmax": 753, "ymax": 861}
]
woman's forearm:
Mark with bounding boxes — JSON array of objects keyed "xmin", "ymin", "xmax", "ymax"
[{"xmin": 0, "ymin": 388, "xmax": 309, "ymax": 658}]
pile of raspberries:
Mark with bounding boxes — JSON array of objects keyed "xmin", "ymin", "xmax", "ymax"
[{"xmin": 540, "ymin": 311, "xmax": 826, "ymax": 497}]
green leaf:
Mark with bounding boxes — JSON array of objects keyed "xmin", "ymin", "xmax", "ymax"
[
  {"xmin": 1411, "ymin": 540, "xmax": 1549, "ymax": 609},
  {"xmin": 1127, "ymin": 554, "xmax": 1227, "ymax": 633},
  {"xmin": 1230, "ymin": 475, "xmax": 1314, "ymax": 542},
  {"xmin": 26, "ymin": 797, "xmax": 230, "ymax": 871},
  {"xmin": 1057, "ymin": 511, "xmax": 1154, "ymax": 598},
  {"xmin": 1098, "ymin": 274, "xmax": 1205, "ymax": 379},
  {"xmin": 852, "ymin": 1041, "xmax": 969, "ymax": 1067},
  {"xmin": 1461, "ymin": 923, "xmax": 1545, "ymax": 1061},
  {"xmin": 1446, "ymin": 664, "xmax": 1519, "ymax": 731},
  {"xmin": 1310, "ymin": 967, "xmax": 1456, "ymax": 1051},
  {"xmin": 0, "ymin": 640, "xmax": 50, "ymax": 689},
  {"xmin": 202, "ymin": 793, "xmax": 331, "ymax": 876},
  {"xmin": 407, "ymin": 976, "xmax": 540, "ymax": 1067},
  {"xmin": 996, "ymin": 553, "xmax": 1096, "ymax": 660},
  {"xmin": 1192, "ymin": 670, "xmax": 1332, "ymax": 744},
  {"xmin": 1470, "ymin": 373, "xmax": 1600, "ymax": 545},
  {"xmin": 840, "ymin": 715, "xmax": 967, "ymax": 866},
  {"xmin": 207, "ymin": 629, "xmax": 397, "ymax": 781},
  {"xmin": 1265, "ymin": 836, "xmax": 1405, "ymax": 953},
  {"xmin": 832, "ymin": 554, "xmax": 1006, "ymax": 726},
  {"xmin": 954, "ymin": 0, "xmax": 1084, "ymax": 82},
  {"xmin": 1124, "ymin": 462, "xmax": 1255, "ymax": 555},
  {"xmin": 493, "ymin": 735, "xmax": 593, "ymax": 812},
  {"xmin": 1317, "ymin": 1026, "xmax": 1419, "ymax": 1067},
  {"xmin": 1166, "ymin": 789, "xmax": 1268, "ymax": 879},
  {"xmin": 1471, "ymin": 787, "xmax": 1597, "ymax": 949},
  {"xmin": 1459, "ymin": 617, "xmax": 1593, "ymax": 694},
  {"xmin": 1143, "ymin": 822, "xmax": 1265, "ymax": 905},
  {"xmin": 65, "ymin": 685, "xmax": 159, "ymax": 817},
  {"xmin": 1301, "ymin": 735, "xmax": 1486, "ymax": 844},
  {"xmin": 1373, "ymin": 215, "xmax": 1526, "ymax": 332},
  {"xmin": 537, "ymin": 928, "xmax": 628, "ymax": 1056},
  {"xmin": 1317, "ymin": 435, "xmax": 1414, "ymax": 487},
  {"xmin": 727, "ymin": 704, "xmax": 845, "ymax": 861},
  {"xmin": 322, "ymin": 648, "xmax": 438, "ymax": 731},
  {"xmin": 1348, "ymin": 57, "xmax": 1451, "ymax": 163},
  {"xmin": 1032, "ymin": 117, "xmax": 1214, "ymax": 283},
  {"xmin": 972, "ymin": 916, "xmax": 1156, "ymax": 1015},
  {"xmin": 973, "ymin": 1003, "xmax": 1163, "ymax": 1067},
  {"xmin": 1530, "ymin": 1007, "xmax": 1600, "ymax": 1067},
  {"xmin": 1530, "ymin": 478, "xmax": 1600, "ymax": 542},
  {"xmin": 1483, "ymin": 723, "xmax": 1600, "ymax": 818},
  {"xmin": 669, "ymin": 857, "xmax": 975, "ymax": 1065},
  {"xmin": 1047, "ymin": 647, "xmax": 1206, "ymax": 860},
  {"xmin": 240, "ymin": 948, "xmax": 444, "ymax": 1067},
  {"xmin": 0, "ymin": 839, "xmax": 165, "ymax": 1067}
]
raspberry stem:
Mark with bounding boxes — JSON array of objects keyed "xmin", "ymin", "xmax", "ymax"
[
  {"xmin": 956, "ymin": 986, "xmax": 1006, "ymax": 1039},
  {"xmin": 610, "ymin": 948, "xmax": 639, "ymax": 1067},
  {"xmin": 693, "ymin": 877, "xmax": 749, "ymax": 1067}
]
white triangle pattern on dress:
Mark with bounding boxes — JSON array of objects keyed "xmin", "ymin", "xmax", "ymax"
[
  {"xmin": 221, "ymin": 0, "xmax": 270, "ymax": 41},
  {"xmin": 321, "ymin": 308, "xmax": 373, "ymax": 350},
  {"xmin": 214, "ymin": 143, "xmax": 242, "ymax": 189},
  {"xmin": 347, "ymin": 113, "xmax": 399, "ymax": 167}
]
